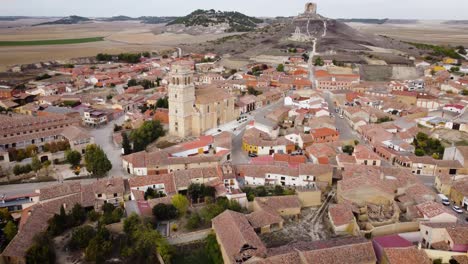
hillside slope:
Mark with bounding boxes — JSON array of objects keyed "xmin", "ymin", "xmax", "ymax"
[
  {"xmin": 167, "ymin": 9, "xmax": 263, "ymax": 32},
  {"xmin": 35, "ymin": 15, "xmax": 91, "ymax": 25}
]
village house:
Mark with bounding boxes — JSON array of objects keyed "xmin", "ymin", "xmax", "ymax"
[
  {"xmin": 449, "ymin": 179, "xmax": 468, "ymax": 210},
  {"xmin": 123, "ymin": 133, "xmax": 232, "ymax": 175},
  {"xmin": 420, "ymin": 222, "xmax": 468, "ymax": 252},
  {"xmin": 353, "ymin": 145, "xmax": 382, "ymax": 166},
  {"xmin": 212, "ymin": 210, "xmax": 267, "ymax": 264},
  {"xmin": 328, "ymin": 203, "xmax": 358, "ymax": 235},
  {"xmin": 0, "ymin": 113, "xmax": 82, "ymax": 164},
  {"xmin": 415, "ymin": 201, "xmax": 458, "ymax": 223},
  {"xmin": 236, "ymin": 163, "xmax": 333, "ymax": 190},
  {"xmin": 242, "ymin": 127, "xmax": 295, "ymax": 156},
  {"xmin": 314, "ymin": 69, "xmax": 360, "ymax": 90}
]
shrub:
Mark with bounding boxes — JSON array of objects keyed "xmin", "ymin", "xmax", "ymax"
[
  {"xmin": 70, "ymin": 225, "xmax": 96, "ymax": 249},
  {"xmin": 152, "ymin": 204, "xmax": 178, "ymax": 221}
]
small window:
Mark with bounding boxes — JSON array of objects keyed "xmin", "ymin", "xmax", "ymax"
[
  {"xmin": 113, "ymin": 193, "xmax": 118, "ymax": 197},
  {"xmin": 97, "ymin": 194, "xmax": 102, "ymax": 198}
]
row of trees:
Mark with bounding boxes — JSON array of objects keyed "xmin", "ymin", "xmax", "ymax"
[
  {"xmin": 122, "ymin": 120, "xmax": 165, "ymax": 155},
  {"xmin": 13, "ymin": 156, "xmax": 51, "ymax": 176},
  {"xmin": 127, "ymin": 78, "xmax": 161, "ymax": 89},
  {"xmin": 242, "ymin": 185, "xmax": 296, "ymax": 202},
  {"xmin": 9, "ymin": 141, "xmax": 70, "ymax": 162},
  {"xmin": 96, "ymin": 52, "xmax": 150, "ymax": 63}
]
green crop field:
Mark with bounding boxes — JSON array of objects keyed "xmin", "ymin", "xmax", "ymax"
[{"xmin": 0, "ymin": 37, "xmax": 105, "ymax": 46}]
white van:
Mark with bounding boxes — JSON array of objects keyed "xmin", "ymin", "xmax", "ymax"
[{"xmin": 438, "ymin": 194, "xmax": 450, "ymax": 206}]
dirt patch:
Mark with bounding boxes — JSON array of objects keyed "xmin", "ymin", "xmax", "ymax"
[{"xmin": 260, "ymin": 207, "xmax": 335, "ymax": 248}]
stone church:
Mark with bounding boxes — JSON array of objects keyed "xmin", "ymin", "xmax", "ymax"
[{"xmin": 168, "ymin": 62, "xmax": 238, "ymax": 138}]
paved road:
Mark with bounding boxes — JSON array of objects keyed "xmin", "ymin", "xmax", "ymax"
[
  {"xmin": 323, "ymin": 92, "xmax": 355, "ymax": 141},
  {"xmin": 230, "ymin": 99, "xmax": 284, "ymax": 165}
]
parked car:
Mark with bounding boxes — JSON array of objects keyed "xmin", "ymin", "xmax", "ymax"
[
  {"xmin": 248, "ymin": 153, "xmax": 258, "ymax": 158},
  {"xmin": 452, "ymin": 205, "xmax": 463, "ymax": 214},
  {"xmin": 438, "ymin": 194, "xmax": 450, "ymax": 206},
  {"xmin": 339, "ymin": 115, "xmax": 344, "ymax": 119}
]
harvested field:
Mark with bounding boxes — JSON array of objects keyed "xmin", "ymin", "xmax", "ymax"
[
  {"xmin": 0, "ymin": 37, "xmax": 104, "ymax": 46},
  {"xmin": 0, "ymin": 21, "xmax": 234, "ymax": 71},
  {"xmin": 347, "ymin": 21, "xmax": 468, "ymax": 46}
]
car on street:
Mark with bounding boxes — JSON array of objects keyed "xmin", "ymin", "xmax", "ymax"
[
  {"xmin": 248, "ymin": 153, "xmax": 258, "ymax": 158},
  {"xmin": 452, "ymin": 205, "xmax": 463, "ymax": 214},
  {"xmin": 438, "ymin": 194, "xmax": 450, "ymax": 206},
  {"xmin": 339, "ymin": 115, "xmax": 344, "ymax": 119}
]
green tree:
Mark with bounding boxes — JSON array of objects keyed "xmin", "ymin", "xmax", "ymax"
[
  {"xmin": 186, "ymin": 213, "xmax": 202, "ymax": 230},
  {"xmin": 172, "ymin": 194, "xmax": 189, "ymax": 216},
  {"xmin": 70, "ymin": 204, "xmax": 86, "ymax": 226},
  {"xmin": 65, "ymin": 150, "xmax": 82, "ymax": 168},
  {"xmin": 130, "ymin": 121, "xmax": 165, "ymax": 152},
  {"xmin": 314, "ymin": 57, "xmax": 324, "ymax": 66},
  {"xmin": 156, "ymin": 97, "xmax": 169, "ymax": 109},
  {"xmin": 144, "ymin": 187, "xmax": 165, "ymax": 200},
  {"xmin": 31, "ymin": 156, "xmax": 42, "ymax": 176},
  {"xmin": 0, "ymin": 208, "xmax": 12, "ymax": 222},
  {"xmin": 84, "ymin": 144, "xmax": 112, "ymax": 177},
  {"xmin": 70, "ymin": 225, "xmax": 96, "ymax": 249},
  {"xmin": 43, "ymin": 160, "xmax": 52, "ymax": 177},
  {"xmin": 276, "ymin": 64, "xmax": 285, "ymax": 72},
  {"xmin": 25, "ymin": 233, "xmax": 56, "ymax": 264},
  {"xmin": 122, "ymin": 132, "xmax": 132, "ymax": 155},
  {"xmin": 152, "ymin": 203, "xmax": 178, "ymax": 221},
  {"xmin": 273, "ymin": 185, "xmax": 285, "ymax": 196},
  {"xmin": 205, "ymin": 233, "xmax": 223, "ymax": 264},
  {"xmin": 85, "ymin": 227, "xmax": 112, "ymax": 263},
  {"xmin": 48, "ymin": 205, "xmax": 68, "ymax": 236},
  {"xmin": 343, "ymin": 145, "xmax": 354, "ymax": 155},
  {"xmin": 3, "ymin": 221, "xmax": 18, "ymax": 241},
  {"xmin": 415, "ymin": 149, "xmax": 425, "ymax": 156},
  {"xmin": 124, "ymin": 213, "xmax": 142, "ymax": 235},
  {"xmin": 127, "ymin": 79, "xmax": 138, "ymax": 87}
]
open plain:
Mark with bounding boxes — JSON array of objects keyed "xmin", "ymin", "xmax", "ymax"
[
  {"xmin": 0, "ymin": 21, "xmax": 238, "ymax": 71},
  {"xmin": 347, "ymin": 20, "xmax": 468, "ymax": 46}
]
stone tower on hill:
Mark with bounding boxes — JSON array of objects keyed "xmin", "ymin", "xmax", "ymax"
[{"xmin": 304, "ymin": 2, "xmax": 317, "ymax": 15}]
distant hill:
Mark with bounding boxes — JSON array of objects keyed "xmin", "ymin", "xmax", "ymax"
[
  {"xmin": 0, "ymin": 16, "xmax": 29, "ymax": 21},
  {"xmin": 167, "ymin": 9, "xmax": 263, "ymax": 32},
  {"xmin": 443, "ymin": 20, "xmax": 468, "ymax": 25},
  {"xmin": 139, "ymin": 16, "xmax": 178, "ymax": 24},
  {"xmin": 102, "ymin": 15, "xmax": 137, "ymax": 22},
  {"xmin": 35, "ymin": 15, "xmax": 92, "ymax": 25}
]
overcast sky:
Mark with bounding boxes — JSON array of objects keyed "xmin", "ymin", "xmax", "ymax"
[{"xmin": 2, "ymin": 0, "xmax": 468, "ymax": 20}]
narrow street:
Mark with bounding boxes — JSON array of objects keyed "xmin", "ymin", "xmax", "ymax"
[{"xmin": 230, "ymin": 99, "xmax": 283, "ymax": 165}]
